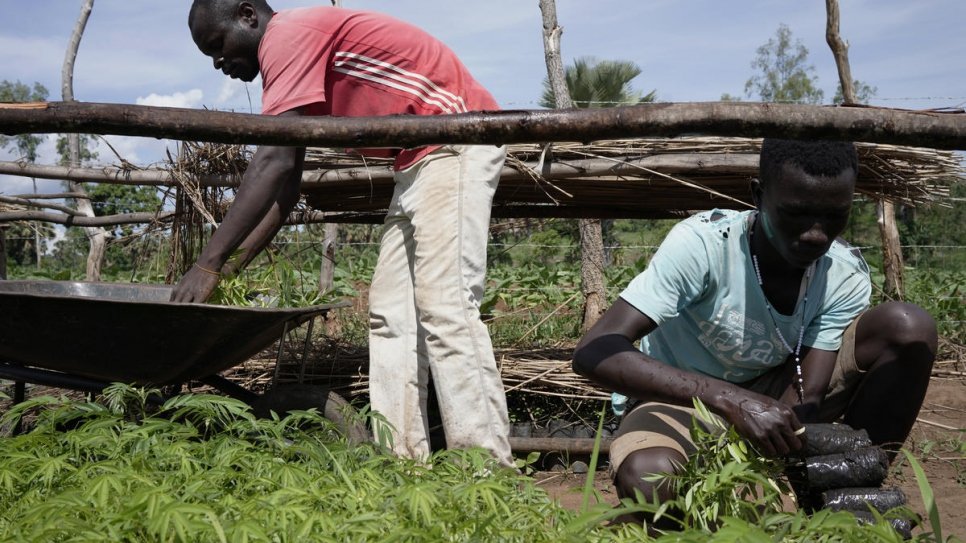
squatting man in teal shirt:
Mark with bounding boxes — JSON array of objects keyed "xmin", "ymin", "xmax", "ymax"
[{"xmin": 573, "ymin": 138, "xmax": 937, "ymax": 526}]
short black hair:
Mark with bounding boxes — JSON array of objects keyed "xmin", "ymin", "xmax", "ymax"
[
  {"xmin": 759, "ymin": 139, "xmax": 858, "ymax": 187},
  {"xmin": 189, "ymin": 0, "xmax": 273, "ymax": 27}
]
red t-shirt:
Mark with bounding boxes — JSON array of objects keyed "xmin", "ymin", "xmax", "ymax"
[{"xmin": 259, "ymin": 7, "xmax": 499, "ymax": 170}]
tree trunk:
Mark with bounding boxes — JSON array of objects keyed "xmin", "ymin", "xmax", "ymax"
[
  {"xmin": 877, "ymin": 200, "xmax": 904, "ymax": 298},
  {"xmin": 577, "ymin": 219, "xmax": 606, "ymax": 329},
  {"xmin": 539, "ymin": 0, "xmax": 606, "ymax": 330},
  {"xmin": 3, "ymin": 101, "xmax": 963, "ymax": 151},
  {"xmin": 825, "ymin": 0, "xmax": 904, "ymax": 298},
  {"xmin": 62, "ymin": 0, "xmax": 108, "ymax": 281}
]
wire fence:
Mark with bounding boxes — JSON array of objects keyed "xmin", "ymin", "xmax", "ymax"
[{"xmin": 3, "ymin": 232, "xmax": 963, "ymax": 335}]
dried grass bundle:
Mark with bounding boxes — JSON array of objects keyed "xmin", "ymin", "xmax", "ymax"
[{"xmin": 164, "ymin": 142, "xmax": 249, "ymax": 280}]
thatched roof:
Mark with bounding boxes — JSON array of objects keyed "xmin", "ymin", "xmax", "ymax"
[{"xmin": 298, "ymin": 137, "xmax": 963, "ymax": 223}]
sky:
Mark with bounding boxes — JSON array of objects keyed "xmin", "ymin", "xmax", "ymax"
[{"xmin": 1, "ymin": 0, "xmax": 965, "ymax": 196}]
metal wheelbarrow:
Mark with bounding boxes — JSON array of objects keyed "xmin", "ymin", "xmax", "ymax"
[{"xmin": 0, "ymin": 280, "xmax": 367, "ymax": 442}]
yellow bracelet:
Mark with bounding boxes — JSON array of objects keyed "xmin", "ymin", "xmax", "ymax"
[{"xmin": 194, "ymin": 264, "xmax": 221, "ymax": 277}]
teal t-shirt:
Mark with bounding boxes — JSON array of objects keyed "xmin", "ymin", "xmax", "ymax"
[{"xmin": 619, "ymin": 209, "xmax": 871, "ymax": 383}]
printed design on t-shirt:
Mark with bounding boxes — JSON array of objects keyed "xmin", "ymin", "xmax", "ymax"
[
  {"xmin": 332, "ymin": 51, "xmax": 468, "ymax": 114},
  {"xmin": 695, "ymin": 303, "xmax": 780, "ymax": 375}
]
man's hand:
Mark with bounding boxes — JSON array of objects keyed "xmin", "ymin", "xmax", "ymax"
[
  {"xmin": 718, "ymin": 389, "xmax": 805, "ymax": 458},
  {"xmin": 170, "ymin": 264, "xmax": 221, "ymax": 303}
]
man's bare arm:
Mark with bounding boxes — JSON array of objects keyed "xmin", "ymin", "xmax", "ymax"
[
  {"xmin": 573, "ymin": 298, "xmax": 805, "ymax": 457},
  {"xmin": 171, "ymin": 109, "xmax": 306, "ymax": 303}
]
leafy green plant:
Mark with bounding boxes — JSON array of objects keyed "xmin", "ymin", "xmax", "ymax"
[
  {"xmin": 650, "ymin": 399, "xmax": 791, "ymax": 531},
  {"xmin": 903, "ymin": 449, "xmax": 944, "ymax": 542},
  {"xmin": 2, "ymin": 387, "xmax": 956, "ymax": 541},
  {"xmin": 621, "ymin": 399, "xmax": 937, "ymax": 541},
  {"xmin": 0, "ymin": 385, "xmax": 644, "ymax": 542}
]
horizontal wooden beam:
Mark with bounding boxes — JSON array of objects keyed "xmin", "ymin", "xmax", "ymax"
[
  {"xmin": 508, "ymin": 436, "xmax": 613, "ymax": 455},
  {"xmin": 0, "ymin": 210, "xmax": 174, "ymax": 226},
  {"xmin": 1, "ymin": 101, "xmax": 964, "ymax": 150},
  {"xmin": 0, "ymin": 153, "xmax": 759, "ymax": 187}
]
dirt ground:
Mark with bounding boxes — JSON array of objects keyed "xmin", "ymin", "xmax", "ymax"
[{"xmin": 535, "ymin": 378, "xmax": 966, "ymax": 538}]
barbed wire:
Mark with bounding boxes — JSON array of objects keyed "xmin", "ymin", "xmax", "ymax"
[{"xmin": 4, "ymin": 235, "xmax": 965, "ymax": 253}]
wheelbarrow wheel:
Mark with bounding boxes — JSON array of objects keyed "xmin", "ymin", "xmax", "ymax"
[{"xmin": 252, "ymin": 384, "xmax": 370, "ymax": 445}]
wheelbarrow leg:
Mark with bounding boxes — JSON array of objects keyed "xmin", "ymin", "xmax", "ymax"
[
  {"xmin": 199, "ymin": 374, "xmax": 259, "ymax": 405},
  {"xmin": 252, "ymin": 384, "xmax": 370, "ymax": 445}
]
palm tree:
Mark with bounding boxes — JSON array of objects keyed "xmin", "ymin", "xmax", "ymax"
[{"xmin": 540, "ymin": 57, "xmax": 656, "ymax": 109}]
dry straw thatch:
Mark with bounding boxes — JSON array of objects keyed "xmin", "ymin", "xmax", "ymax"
[
  {"xmin": 296, "ymin": 136, "xmax": 963, "ymax": 222},
  {"xmin": 163, "ymin": 141, "xmax": 248, "ymax": 280},
  {"xmin": 223, "ymin": 338, "xmax": 608, "ymax": 406}
]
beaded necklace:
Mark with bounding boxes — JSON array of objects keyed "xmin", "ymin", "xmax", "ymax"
[{"xmin": 749, "ymin": 214, "xmax": 812, "ymax": 404}]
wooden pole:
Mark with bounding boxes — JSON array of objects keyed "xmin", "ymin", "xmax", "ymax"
[
  {"xmin": 0, "ymin": 153, "xmax": 762, "ymax": 187},
  {"xmin": 0, "ymin": 210, "xmax": 173, "ymax": 226},
  {"xmin": 2, "ymin": 101, "xmax": 964, "ymax": 150},
  {"xmin": 826, "ymin": 0, "xmax": 904, "ymax": 298},
  {"xmin": 539, "ymin": 0, "xmax": 606, "ymax": 331},
  {"xmin": 61, "ymin": 0, "xmax": 108, "ymax": 281},
  {"xmin": 319, "ymin": 223, "xmax": 338, "ymax": 294},
  {"xmin": 509, "ymin": 436, "xmax": 612, "ymax": 455}
]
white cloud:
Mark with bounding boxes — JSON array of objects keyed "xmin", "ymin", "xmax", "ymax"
[
  {"xmin": 136, "ymin": 89, "xmax": 204, "ymax": 109},
  {"xmin": 214, "ymin": 79, "xmax": 262, "ymax": 113},
  {"xmin": 215, "ymin": 80, "xmax": 243, "ymax": 108}
]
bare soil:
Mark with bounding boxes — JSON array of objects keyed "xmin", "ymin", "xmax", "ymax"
[{"xmin": 535, "ymin": 378, "xmax": 966, "ymax": 538}]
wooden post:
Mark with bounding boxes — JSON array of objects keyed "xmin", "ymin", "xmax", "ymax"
[
  {"xmin": 62, "ymin": 0, "xmax": 108, "ymax": 281},
  {"xmin": 826, "ymin": 0, "xmax": 904, "ymax": 298},
  {"xmin": 877, "ymin": 201, "xmax": 904, "ymax": 298},
  {"xmin": 319, "ymin": 223, "xmax": 338, "ymax": 294},
  {"xmin": 539, "ymin": 0, "xmax": 606, "ymax": 331}
]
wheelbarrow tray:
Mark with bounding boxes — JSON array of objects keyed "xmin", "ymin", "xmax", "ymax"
[{"xmin": 0, "ymin": 281, "xmax": 340, "ymax": 385}]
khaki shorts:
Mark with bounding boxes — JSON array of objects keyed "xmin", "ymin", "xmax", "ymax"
[{"xmin": 608, "ymin": 315, "xmax": 865, "ymax": 473}]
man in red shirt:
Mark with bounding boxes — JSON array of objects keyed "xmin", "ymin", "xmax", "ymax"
[{"xmin": 178, "ymin": 0, "xmax": 513, "ymax": 467}]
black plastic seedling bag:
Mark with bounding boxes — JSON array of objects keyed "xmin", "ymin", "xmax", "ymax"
[
  {"xmin": 800, "ymin": 423, "xmax": 873, "ymax": 457},
  {"xmin": 821, "ymin": 486, "xmax": 907, "ymax": 513}
]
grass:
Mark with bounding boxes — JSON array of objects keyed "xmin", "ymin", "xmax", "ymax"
[
  {"xmin": 0, "ymin": 386, "xmax": 622, "ymax": 542},
  {"xmin": 0, "ymin": 387, "xmax": 954, "ymax": 542}
]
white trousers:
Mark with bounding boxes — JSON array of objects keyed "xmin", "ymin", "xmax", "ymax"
[{"xmin": 368, "ymin": 144, "xmax": 513, "ymax": 466}]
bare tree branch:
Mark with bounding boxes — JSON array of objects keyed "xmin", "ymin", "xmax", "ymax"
[
  {"xmin": 0, "ymin": 210, "xmax": 172, "ymax": 226},
  {"xmin": 0, "ymin": 195, "xmax": 84, "ymax": 216},
  {"xmin": 0, "ymin": 209, "xmax": 349, "ymax": 228},
  {"xmin": 61, "ymin": 0, "xmax": 108, "ymax": 280},
  {"xmin": 825, "ymin": 0, "xmax": 856, "ymax": 105},
  {"xmin": 1, "ymin": 101, "xmax": 963, "ymax": 150},
  {"xmin": 12, "ymin": 192, "xmax": 90, "ymax": 200},
  {"xmin": 0, "ymin": 154, "xmax": 760, "ymax": 186}
]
